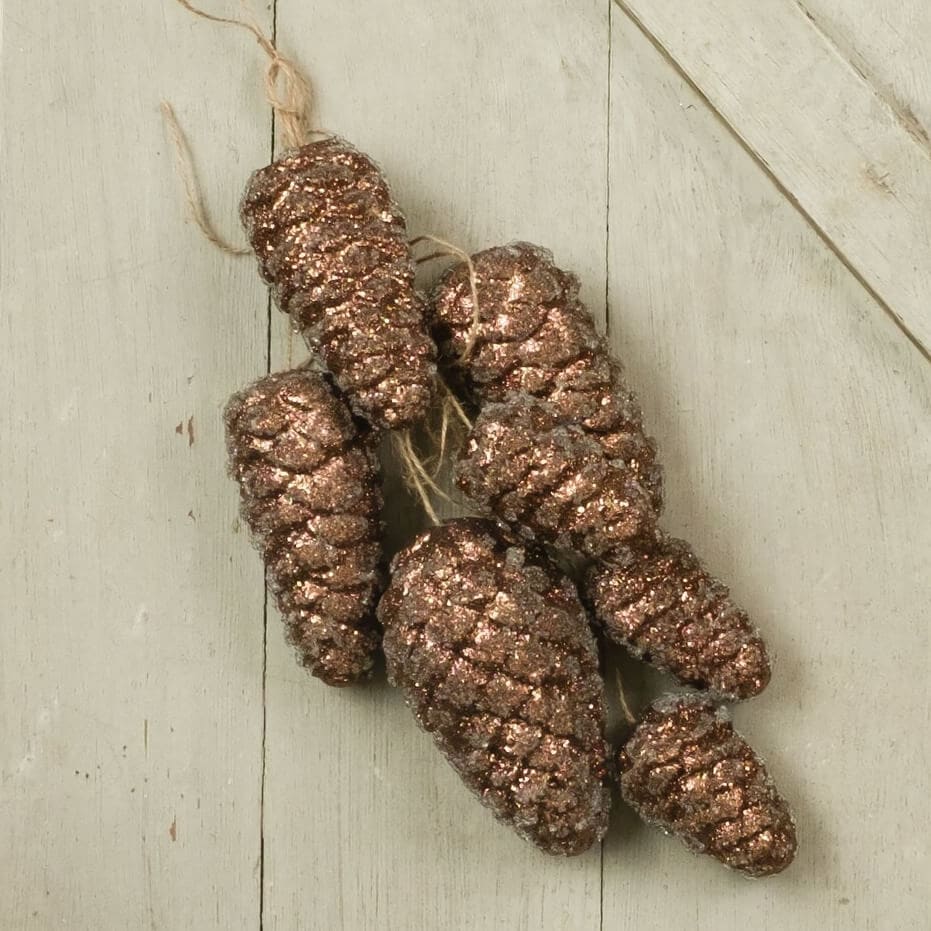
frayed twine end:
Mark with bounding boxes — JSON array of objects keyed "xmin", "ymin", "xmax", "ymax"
[
  {"xmin": 160, "ymin": 101, "xmax": 251, "ymax": 256},
  {"xmin": 391, "ymin": 380, "xmax": 475, "ymax": 528},
  {"xmin": 401, "ymin": 235, "xmax": 483, "ymax": 525}
]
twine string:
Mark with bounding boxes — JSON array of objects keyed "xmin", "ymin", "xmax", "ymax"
[
  {"xmin": 391, "ymin": 404, "xmax": 478, "ymax": 526},
  {"xmin": 175, "ymin": 0, "xmax": 314, "ymax": 150},
  {"xmin": 614, "ymin": 668, "xmax": 636, "ymax": 727},
  {"xmin": 160, "ymin": 101, "xmax": 251, "ymax": 255},
  {"xmin": 443, "ymin": 386, "xmax": 473, "ymax": 431},
  {"xmin": 410, "ymin": 234, "xmax": 482, "ymax": 361},
  {"xmin": 422, "ymin": 379, "xmax": 472, "ymax": 478},
  {"xmin": 391, "ymin": 381, "xmax": 476, "ymax": 527},
  {"xmin": 390, "ymin": 235, "xmax": 482, "ymax": 524},
  {"xmin": 392, "ymin": 430, "xmax": 456, "ymax": 527}
]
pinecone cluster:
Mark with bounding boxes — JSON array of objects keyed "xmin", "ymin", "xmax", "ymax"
[
  {"xmin": 225, "ymin": 137, "xmax": 439, "ymax": 687},
  {"xmin": 431, "ymin": 244, "xmax": 773, "ymax": 702},
  {"xmin": 217, "ymin": 132, "xmax": 797, "ymax": 872},
  {"xmin": 413, "ymin": 241, "xmax": 797, "ymax": 872},
  {"xmin": 432, "ymin": 242, "xmax": 663, "ymax": 507}
]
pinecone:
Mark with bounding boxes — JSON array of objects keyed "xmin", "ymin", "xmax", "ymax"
[
  {"xmin": 224, "ymin": 367, "xmax": 383, "ymax": 686},
  {"xmin": 241, "ymin": 137, "xmax": 436, "ymax": 430},
  {"xmin": 430, "ymin": 242, "xmax": 662, "ymax": 507},
  {"xmin": 455, "ymin": 396, "xmax": 656, "ymax": 559},
  {"xmin": 586, "ymin": 533, "xmax": 770, "ymax": 700},
  {"xmin": 378, "ymin": 518, "xmax": 610, "ymax": 855},
  {"xmin": 618, "ymin": 695, "xmax": 797, "ymax": 876}
]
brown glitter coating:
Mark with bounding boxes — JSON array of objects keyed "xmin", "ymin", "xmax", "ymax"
[
  {"xmin": 225, "ymin": 368, "xmax": 383, "ymax": 685},
  {"xmin": 430, "ymin": 242, "xmax": 662, "ymax": 508},
  {"xmin": 586, "ymin": 533, "xmax": 770, "ymax": 700},
  {"xmin": 241, "ymin": 137, "xmax": 436, "ymax": 430},
  {"xmin": 378, "ymin": 518, "xmax": 610, "ymax": 855},
  {"xmin": 618, "ymin": 695, "xmax": 797, "ymax": 876},
  {"xmin": 456, "ymin": 396, "xmax": 656, "ymax": 559}
]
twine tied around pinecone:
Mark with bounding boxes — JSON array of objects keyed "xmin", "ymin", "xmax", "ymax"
[{"xmin": 161, "ymin": 1, "xmax": 479, "ymax": 520}]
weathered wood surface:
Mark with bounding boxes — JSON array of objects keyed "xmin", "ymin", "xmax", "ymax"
[
  {"xmin": 604, "ymin": 10, "xmax": 930, "ymax": 929},
  {"xmin": 1, "ymin": 0, "xmax": 927, "ymax": 928},
  {"xmin": 616, "ymin": 0, "xmax": 931, "ymax": 354},
  {"xmin": 0, "ymin": 2, "xmax": 273, "ymax": 927},
  {"xmin": 800, "ymin": 0, "xmax": 931, "ymax": 142}
]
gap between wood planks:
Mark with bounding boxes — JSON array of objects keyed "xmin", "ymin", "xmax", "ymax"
[
  {"xmin": 259, "ymin": 3, "xmax": 279, "ymax": 929},
  {"xmin": 600, "ymin": 6, "xmax": 613, "ymax": 924},
  {"xmin": 611, "ymin": 0, "xmax": 931, "ymax": 366}
]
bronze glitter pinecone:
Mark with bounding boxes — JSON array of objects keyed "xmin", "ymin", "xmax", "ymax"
[
  {"xmin": 225, "ymin": 367, "xmax": 383, "ymax": 686},
  {"xmin": 586, "ymin": 532, "xmax": 770, "ymax": 700},
  {"xmin": 430, "ymin": 242, "xmax": 662, "ymax": 508},
  {"xmin": 241, "ymin": 137, "xmax": 436, "ymax": 430},
  {"xmin": 455, "ymin": 396, "xmax": 656, "ymax": 559},
  {"xmin": 618, "ymin": 695, "xmax": 797, "ymax": 876},
  {"xmin": 378, "ymin": 518, "xmax": 610, "ymax": 856}
]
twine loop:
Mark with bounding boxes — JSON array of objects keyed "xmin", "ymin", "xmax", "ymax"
[{"xmin": 175, "ymin": 0, "xmax": 314, "ymax": 150}]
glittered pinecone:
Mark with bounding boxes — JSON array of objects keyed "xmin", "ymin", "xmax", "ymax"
[
  {"xmin": 586, "ymin": 533, "xmax": 770, "ymax": 700},
  {"xmin": 431, "ymin": 242, "xmax": 662, "ymax": 507},
  {"xmin": 455, "ymin": 396, "xmax": 656, "ymax": 559},
  {"xmin": 618, "ymin": 695, "xmax": 797, "ymax": 876},
  {"xmin": 241, "ymin": 137, "xmax": 436, "ymax": 430},
  {"xmin": 225, "ymin": 367, "xmax": 383, "ymax": 685},
  {"xmin": 378, "ymin": 518, "xmax": 610, "ymax": 855}
]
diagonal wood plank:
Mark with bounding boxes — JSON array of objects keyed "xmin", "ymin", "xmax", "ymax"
[
  {"xmin": 602, "ymin": 10, "xmax": 930, "ymax": 929},
  {"xmin": 0, "ymin": 2, "xmax": 273, "ymax": 928},
  {"xmin": 4, "ymin": 2, "xmax": 927, "ymax": 928},
  {"xmin": 260, "ymin": 2, "xmax": 609, "ymax": 928},
  {"xmin": 797, "ymin": 0, "xmax": 931, "ymax": 151},
  {"xmin": 615, "ymin": 0, "xmax": 931, "ymax": 357}
]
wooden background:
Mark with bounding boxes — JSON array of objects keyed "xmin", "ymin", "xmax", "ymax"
[{"xmin": 2, "ymin": 1, "xmax": 928, "ymax": 928}]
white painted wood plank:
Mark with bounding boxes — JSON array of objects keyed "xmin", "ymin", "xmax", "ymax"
[
  {"xmin": 0, "ymin": 3, "xmax": 272, "ymax": 928},
  {"xmin": 798, "ymin": 0, "xmax": 931, "ymax": 149},
  {"xmin": 603, "ymin": 11, "xmax": 930, "ymax": 929},
  {"xmin": 615, "ymin": 0, "xmax": 931, "ymax": 354},
  {"xmin": 262, "ymin": 2, "xmax": 609, "ymax": 928},
  {"xmin": 6, "ymin": 2, "xmax": 927, "ymax": 928}
]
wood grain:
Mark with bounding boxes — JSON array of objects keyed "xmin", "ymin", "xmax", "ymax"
[
  {"xmin": 603, "ymin": 12, "xmax": 930, "ymax": 929},
  {"xmin": 798, "ymin": 0, "xmax": 931, "ymax": 150},
  {"xmin": 0, "ymin": 2, "xmax": 272, "ymax": 927},
  {"xmin": 615, "ymin": 0, "xmax": 931, "ymax": 355},
  {"xmin": 2, "ymin": 1, "xmax": 929, "ymax": 928}
]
